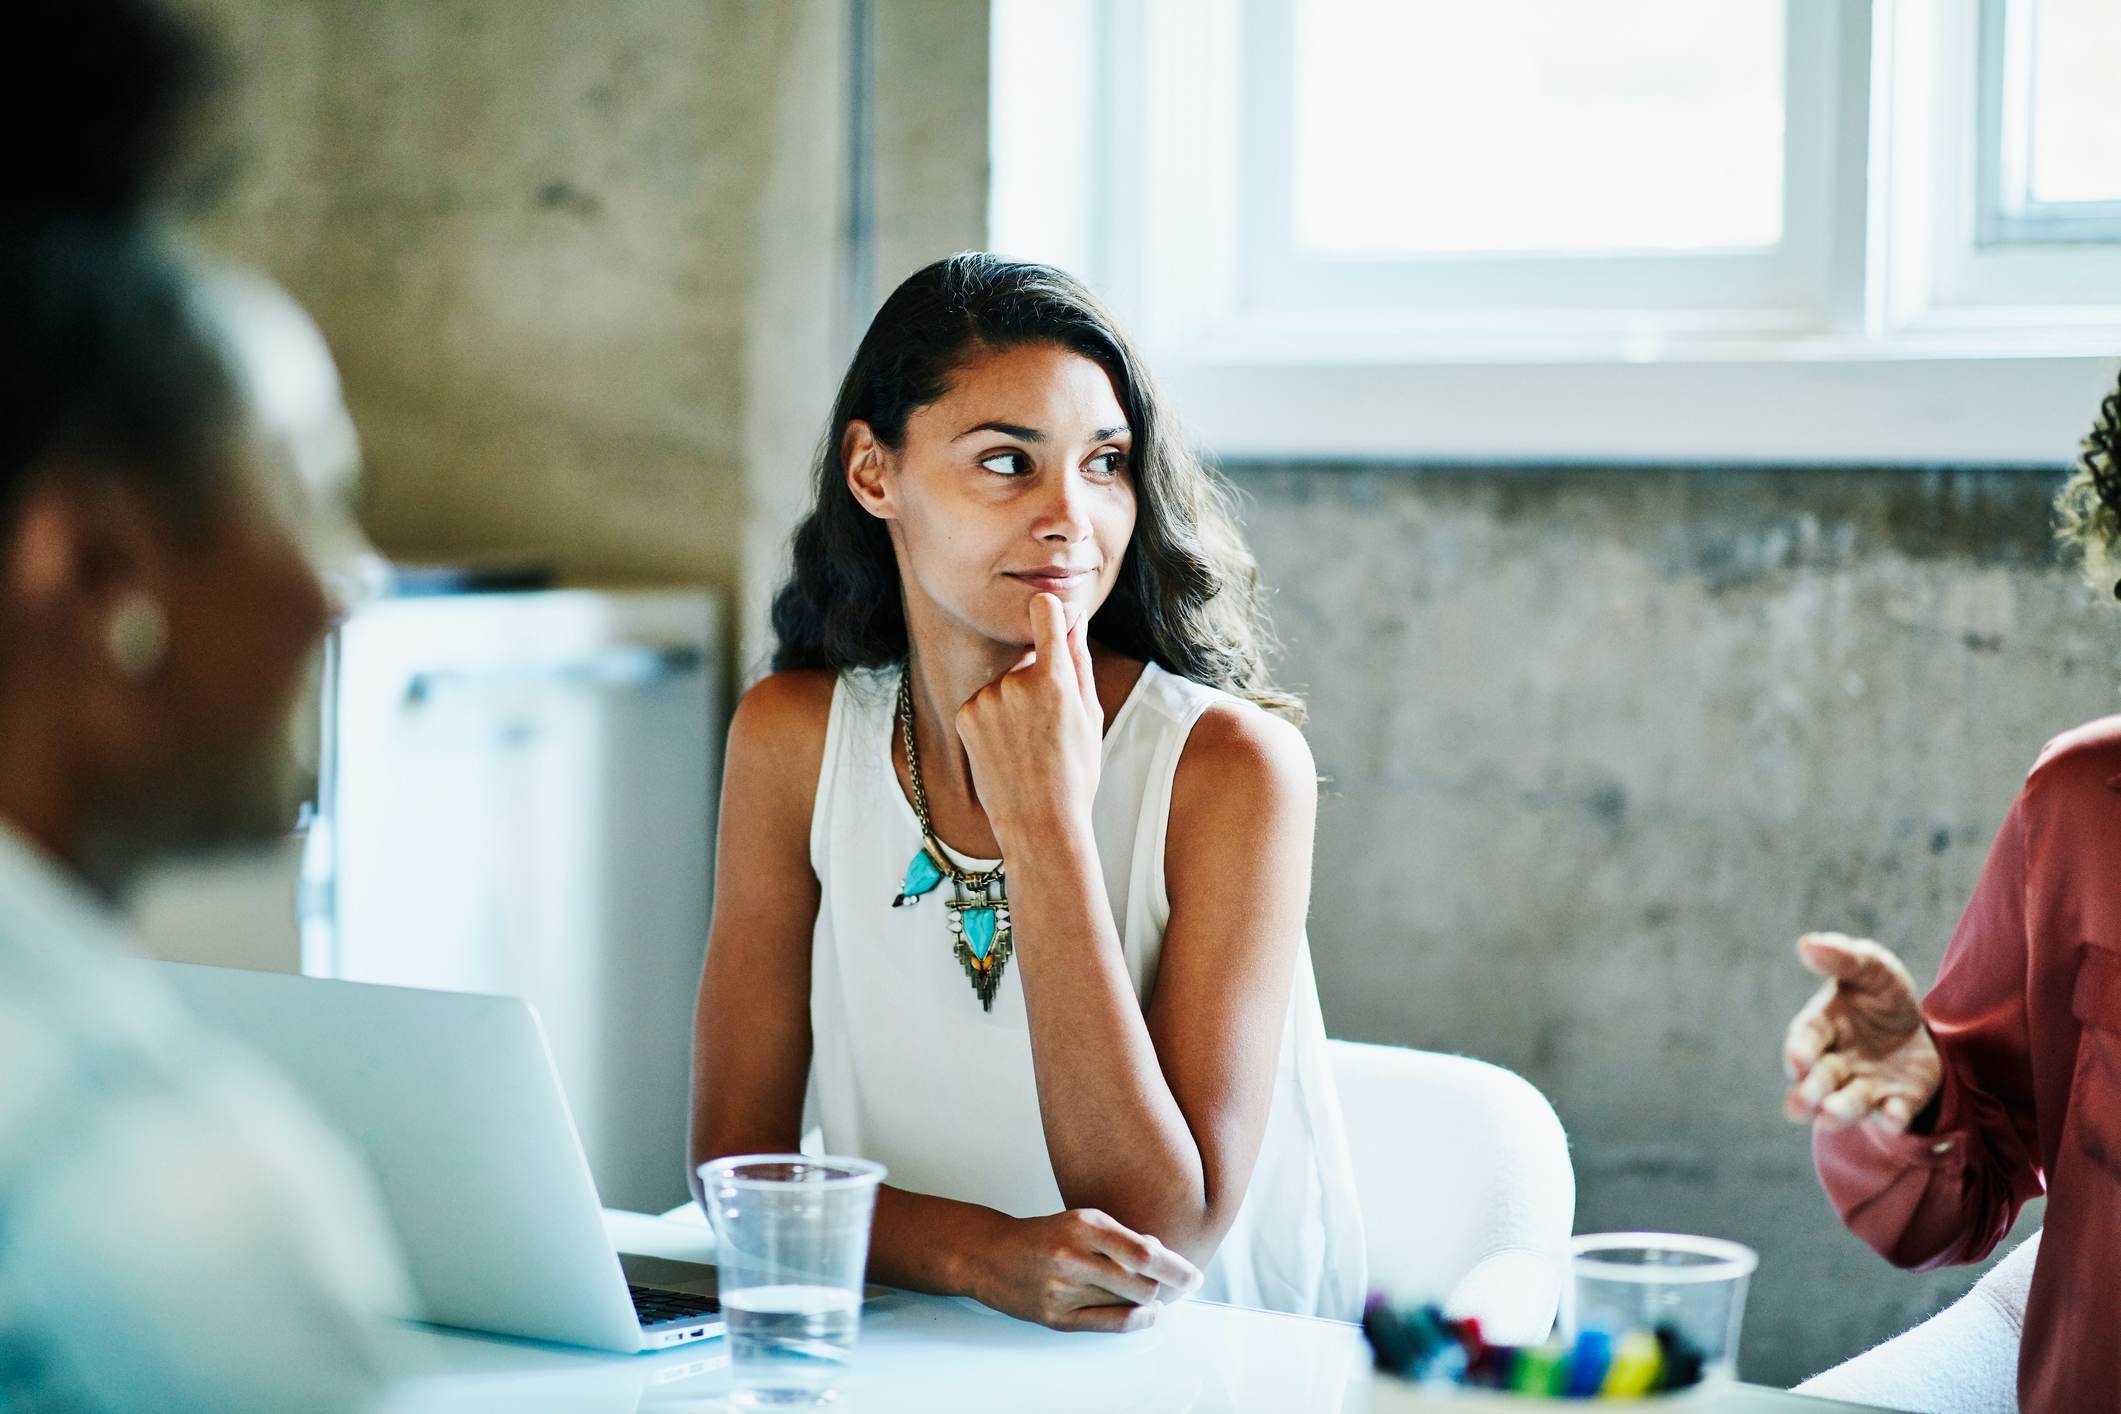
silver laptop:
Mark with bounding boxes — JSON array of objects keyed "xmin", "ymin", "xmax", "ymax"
[{"xmin": 148, "ymin": 961, "xmax": 723, "ymax": 1352}]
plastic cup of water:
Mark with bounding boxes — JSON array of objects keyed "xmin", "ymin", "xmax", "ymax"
[
  {"xmin": 1565, "ymin": 1232, "xmax": 1757, "ymax": 1387},
  {"xmin": 696, "ymin": 1154, "xmax": 887, "ymax": 1408}
]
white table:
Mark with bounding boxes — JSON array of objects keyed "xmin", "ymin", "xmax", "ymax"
[{"xmin": 375, "ymin": 1211, "xmax": 1894, "ymax": 1413}]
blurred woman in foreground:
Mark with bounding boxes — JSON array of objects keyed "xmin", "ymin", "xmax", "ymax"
[{"xmin": 0, "ymin": 3, "xmax": 407, "ymax": 1409}]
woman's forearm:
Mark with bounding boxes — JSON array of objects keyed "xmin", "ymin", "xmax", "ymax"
[
  {"xmin": 866, "ymin": 1185, "xmax": 1008, "ymax": 1297},
  {"xmin": 1005, "ymin": 815, "xmax": 1214, "ymax": 1254},
  {"xmin": 691, "ymin": 1130, "xmax": 1009, "ymax": 1301}
]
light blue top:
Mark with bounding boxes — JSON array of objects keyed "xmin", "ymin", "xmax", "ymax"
[{"xmin": 0, "ymin": 825, "xmax": 407, "ymax": 1412}]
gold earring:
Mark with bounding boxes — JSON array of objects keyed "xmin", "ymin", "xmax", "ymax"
[{"xmin": 107, "ymin": 595, "xmax": 169, "ymax": 679}]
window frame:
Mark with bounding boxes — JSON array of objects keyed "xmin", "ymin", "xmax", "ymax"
[
  {"xmin": 1236, "ymin": 0, "xmax": 1840, "ymax": 330},
  {"xmin": 1876, "ymin": 0, "xmax": 2121, "ymax": 346},
  {"xmin": 1973, "ymin": 0, "xmax": 2121, "ymax": 248},
  {"xmin": 988, "ymin": 0, "xmax": 2121, "ymax": 465}
]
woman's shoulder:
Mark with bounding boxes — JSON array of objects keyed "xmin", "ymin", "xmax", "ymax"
[
  {"xmin": 2033, "ymin": 715, "xmax": 2121, "ymax": 769},
  {"xmin": 1113, "ymin": 658, "xmax": 1242, "ymax": 732},
  {"xmin": 2027, "ymin": 714, "xmax": 2121, "ymax": 794},
  {"xmin": 733, "ymin": 667, "xmax": 837, "ymax": 730},
  {"xmin": 2002, "ymin": 718, "xmax": 2121, "ymax": 892},
  {"xmin": 2018, "ymin": 714, "xmax": 2121, "ymax": 827},
  {"xmin": 1159, "ymin": 674, "xmax": 1316, "ymax": 815},
  {"xmin": 729, "ymin": 664, "xmax": 907, "ymax": 781},
  {"xmin": 1156, "ymin": 680, "xmax": 1317, "ymax": 927},
  {"xmin": 1119, "ymin": 660, "xmax": 1308, "ymax": 759},
  {"xmin": 725, "ymin": 669, "xmax": 840, "ymax": 789}
]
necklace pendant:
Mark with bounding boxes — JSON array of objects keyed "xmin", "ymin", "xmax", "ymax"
[
  {"xmin": 891, "ymin": 846, "xmax": 945, "ymax": 908},
  {"xmin": 946, "ymin": 880, "xmax": 1013, "ymax": 1012}
]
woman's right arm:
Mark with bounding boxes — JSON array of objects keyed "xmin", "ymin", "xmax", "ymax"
[
  {"xmin": 688, "ymin": 670, "xmax": 833, "ymax": 1190},
  {"xmin": 1783, "ymin": 792, "xmax": 2043, "ymax": 1270},
  {"xmin": 686, "ymin": 672, "xmax": 1194, "ymax": 1329}
]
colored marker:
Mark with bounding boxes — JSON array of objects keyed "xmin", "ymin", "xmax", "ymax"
[
  {"xmin": 1602, "ymin": 1328, "xmax": 1665, "ymax": 1396},
  {"xmin": 1563, "ymin": 1329, "xmax": 1613, "ymax": 1397},
  {"xmin": 1507, "ymin": 1343, "xmax": 1569, "ymax": 1395}
]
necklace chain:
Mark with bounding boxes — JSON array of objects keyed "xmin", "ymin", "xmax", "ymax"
[{"xmin": 898, "ymin": 667, "xmax": 1004, "ymax": 890}]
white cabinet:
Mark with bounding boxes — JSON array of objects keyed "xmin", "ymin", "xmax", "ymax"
[{"xmin": 316, "ymin": 590, "xmax": 722, "ymax": 1212}]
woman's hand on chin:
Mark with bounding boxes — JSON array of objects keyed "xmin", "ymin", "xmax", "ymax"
[
  {"xmin": 966, "ymin": 1207, "xmax": 1202, "ymax": 1333},
  {"xmin": 956, "ymin": 593, "xmax": 1103, "ymax": 845}
]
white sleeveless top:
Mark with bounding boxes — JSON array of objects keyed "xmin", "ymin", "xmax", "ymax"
[{"xmin": 804, "ymin": 661, "xmax": 1367, "ymax": 1319}]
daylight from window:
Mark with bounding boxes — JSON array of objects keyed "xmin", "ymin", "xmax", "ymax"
[
  {"xmin": 2025, "ymin": 0, "xmax": 2121, "ymax": 206},
  {"xmin": 1290, "ymin": 0, "xmax": 1788, "ymax": 258}
]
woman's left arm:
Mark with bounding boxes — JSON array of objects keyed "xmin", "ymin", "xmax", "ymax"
[{"xmin": 964, "ymin": 597, "xmax": 1314, "ymax": 1268}]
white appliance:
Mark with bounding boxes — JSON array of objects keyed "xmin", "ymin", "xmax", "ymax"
[{"xmin": 312, "ymin": 589, "xmax": 722, "ymax": 1213}]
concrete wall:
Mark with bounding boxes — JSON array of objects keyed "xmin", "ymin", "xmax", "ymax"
[
  {"xmin": 151, "ymin": 0, "xmax": 986, "ymax": 968},
  {"xmin": 1229, "ymin": 460, "xmax": 2083, "ymax": 1384},
  {"xmin": 184, "ymin": 0, "xmax": 988, "ymax": 673},
  {"xmin": 189, "ymin": 1, "xmax": 766, "ymax": 593}
]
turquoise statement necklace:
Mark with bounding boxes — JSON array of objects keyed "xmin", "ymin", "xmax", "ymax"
[{"xmin": 890, "ymin": 668, "xmax": 1014, "ymax": 1011}]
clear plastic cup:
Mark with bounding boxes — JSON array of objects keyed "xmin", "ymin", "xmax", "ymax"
[
  {"xmin": 696, "ymin": 1154, "xmax": 887, "ymax": 1408},
  {"xmin": 1565, "ymin": 1232, "xmax": 1758, "ymax": 1387}
]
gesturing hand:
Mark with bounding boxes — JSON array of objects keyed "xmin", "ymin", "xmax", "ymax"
[
  {"xmin": 955, "ymin": 593, "xmax": 1103, "ymax": 846},
  {"xmin": 1782, "ymin": 931, "xmax": 1944, "ymax": 1131},
  {"xmin": 970, "ymin": 1208, "xmax": 1203, "ymax": 1333}
]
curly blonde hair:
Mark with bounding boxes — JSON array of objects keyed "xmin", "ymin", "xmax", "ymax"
[{"xmin": 2054, "ymin": 367, "xmax": 2121, "ymax": 596}]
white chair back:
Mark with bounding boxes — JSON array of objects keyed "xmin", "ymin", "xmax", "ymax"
[
  {"xmin": 1794, "ymin": 1229, "xmax": 2037, "ymax": 1412},
  {"xmin": 1329, "ymin": 1040, "xmax": 1575, "ymax": 1344}
]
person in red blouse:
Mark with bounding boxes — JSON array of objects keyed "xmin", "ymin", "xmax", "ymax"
[{"xmin": 1781, "ymin": 370, "xmax": 2121, "ymax": 1413}]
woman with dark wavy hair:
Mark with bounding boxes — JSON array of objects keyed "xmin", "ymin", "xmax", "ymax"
[
  {"xmin": 689, "ymin": 253, "xmax": 1365, "ymax": 1328},
  {"xmin": 1780, "ymin": 369, "xmax": 2121, "ymax": 1410}
]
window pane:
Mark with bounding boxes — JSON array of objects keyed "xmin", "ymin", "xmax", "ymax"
[
  {"xmin": 2026, "ymin": 0, "xmax": 2121, "ymax": 205},
  {"xmin": 1290, "ymin": 0, "xmax": 1786, "ymax": 257}
]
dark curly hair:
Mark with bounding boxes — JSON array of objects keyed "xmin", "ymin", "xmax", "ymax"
[
  {"xmin": 2054, "ymin": 365, "xmax": 2121, "ymax": 596},
  {"xmin": 770, "ymin": 253, "xmax": 1301, "ymax": 721}
]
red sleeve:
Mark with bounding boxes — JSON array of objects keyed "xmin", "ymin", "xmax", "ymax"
[{"xmin": 1811, "ymin": 790, "xmax": 2044, "ymax": 1270}]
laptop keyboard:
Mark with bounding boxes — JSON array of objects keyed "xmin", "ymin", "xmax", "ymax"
[{"xmin": 629, "ymin": 1283, "xmax": 723, "ymax": 1329}]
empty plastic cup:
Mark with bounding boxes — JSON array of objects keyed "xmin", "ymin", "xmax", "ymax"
[{"xmin": 696, "ymin": 1154, "xmax": 886, "ymax": 1408}]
